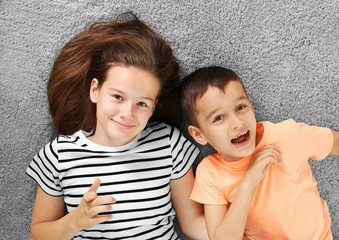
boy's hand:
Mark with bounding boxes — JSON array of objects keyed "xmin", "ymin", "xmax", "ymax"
[
  {"xmin": 69, "ymin": 178, "xmax": 116, "ymax": 232},
  {"xmin": 244, "ymin": 145, "xmax": 281, "ymax": 186}
]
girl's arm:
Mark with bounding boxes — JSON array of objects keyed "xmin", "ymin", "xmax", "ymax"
[
  {"xmin": 170, "ymin": 167, "xmax": 209, "ymax": 240},
  {"xmin": 30, "ymin": 187, "xmax": 77, "ymax": 240},
  {"xmin": 330, "ymin": 131, "xmax": 339, "ymax": 156},
  {"xmin": 205, "ymin": 145, "xmax": 281, "ymax": 240},
  {"xmin": 30, "ymin": 179, "xmax": 115, "ymax": 240}
]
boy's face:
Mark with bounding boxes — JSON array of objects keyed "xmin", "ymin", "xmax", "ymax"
[{"xmin": 188, "ymin": 80, "xmax": 257, "ymax": 162}]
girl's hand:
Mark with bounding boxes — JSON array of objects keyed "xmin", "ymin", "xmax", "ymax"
[
  {"xmin": 244, "ymin": 145, "xmax": 281, "ymax": 186},
  {"xmin": 69, "ymin": 178, "xmax": 116, "ymax": 232}
]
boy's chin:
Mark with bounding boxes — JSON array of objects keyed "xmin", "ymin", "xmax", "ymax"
[{"xmin": 233, "ymin": 144, "xmax": 256, "ymax": 158}]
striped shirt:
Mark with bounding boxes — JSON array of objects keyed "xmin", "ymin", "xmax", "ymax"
[{"xmin": 26, "ymin": 122, "xmax": 200, "ymax": 240}]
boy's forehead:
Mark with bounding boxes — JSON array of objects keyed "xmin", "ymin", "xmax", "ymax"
[
  {"xmin": 194, "ymin": 81, "xmax": 248, "ymax": 114},
  {"xmin": 197, "ymin": 81, "xmax": 246, "ymax": 102}
]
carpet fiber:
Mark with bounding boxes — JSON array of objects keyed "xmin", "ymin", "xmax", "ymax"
[{"xmin": 1, "ymin": 0, "xmax": 338, "ymax": 239}]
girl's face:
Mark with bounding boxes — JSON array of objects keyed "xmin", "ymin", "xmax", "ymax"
[{"xmin": 89, "ymin": 65, "xmax": 160, "ymax": 147}]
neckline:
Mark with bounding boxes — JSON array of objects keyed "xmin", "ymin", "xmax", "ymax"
[
  {"xmin": 77, "ymin": 130, "xmax": 140, "ymax": 151},
  {"xmin": 217, "ymin": 122, "xmax": 268, "ymax": 171}
]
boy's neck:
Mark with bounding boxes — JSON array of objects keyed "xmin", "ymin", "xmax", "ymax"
[{"xmin": 255, "ymin": 122, "xmax": 264, "ymax": 146}]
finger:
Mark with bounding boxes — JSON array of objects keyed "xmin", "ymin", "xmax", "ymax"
[
  {"xmin": 89, "ymin": 204, "xmax": 113, "ymax": 217},
  {"xmin": 83, "ymin": 191, "xmax": 97, "ymax": 203},
  {"xmin": 91, "ymin": 214, "xmax": 113, "ymax": 226},
  {"xmin": 265, "ymin": 149, "xmax": 280, "ymax": 165},
  {"xmin": 94, "ymin": 196, "xmax": 116, "ymax": 206},
  {"xmin": 270, "ymin": 147, "xmax": 282, "ymax": 164},
  {"xmin": 268, "ymin": 146, "xmax": 282, "ymax": 163},
  {"xmin": 262, "ymin": 163, "xmax": 272, "ymax": 176},
  {"xmin": 259, "ymin": 147, "xmax": 281, "ymax": 165},
  {"xmin": 269, "ymin": 145, "xmax": 281, "ymax": 153},
  {"xmin": 260, "ymin": 145, "xmax": 280, "ymax": 154},
  {"xmin": 88, "ymin": 178, "xmax": 101, "ymax": 193}
]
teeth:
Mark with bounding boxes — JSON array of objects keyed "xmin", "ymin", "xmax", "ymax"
[{"xmin": 232, "ymin": 131, "xmax": 248, "ymax": 140}]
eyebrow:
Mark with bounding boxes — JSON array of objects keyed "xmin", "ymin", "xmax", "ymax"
[
  {"xmin": 108, "ymin": 88, "xmax": 155, "ymax": 102},
  {"xmin": 236, "ymin": 96, "xmax": 248, "ymax": 102},
  {"xmin": 205, "ymin": 95, "xmax": 249, "ymax": 121}
]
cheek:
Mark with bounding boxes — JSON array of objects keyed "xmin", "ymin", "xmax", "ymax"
[
  {"xmin": 98, "ymin": 100, "xmax": 118, "ymax": 115},
  {"xmin": 133, "ymin": 108, "xmax": 152, "ymax": 122},
  {"xmin": 143, "ymin": 110, "xmax": 153, "ymax": 121}
]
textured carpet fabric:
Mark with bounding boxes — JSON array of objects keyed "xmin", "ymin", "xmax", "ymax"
[{"xmin": 1, "ymin": 0, "xmax": 338, "ymax": 239}]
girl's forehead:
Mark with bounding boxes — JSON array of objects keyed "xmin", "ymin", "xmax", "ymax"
[{"xmin": 103, "ymin": 65, "xmax": 160, "ymax": 98}]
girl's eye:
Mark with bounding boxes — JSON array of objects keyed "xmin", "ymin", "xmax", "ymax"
[
  {"xmin": 137, "ymin": 102, "xmax": 148, "ymax": 107},
  {"xmin": 113, "ymin": 95, "xmax": 123, "ymax": 101},
  {"xmin": 213, "ymin": 115, "xmax": 224, "ymax": 123}
]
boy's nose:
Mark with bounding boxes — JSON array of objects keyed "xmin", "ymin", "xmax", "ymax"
[{"xmin": 230, "ymin": 114, "xmax": 243, "ymax": 130}]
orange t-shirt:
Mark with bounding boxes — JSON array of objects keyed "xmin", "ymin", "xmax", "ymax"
[{"xmin": 191, "ymin": 119, "xmax": 334, "ymax": 240}]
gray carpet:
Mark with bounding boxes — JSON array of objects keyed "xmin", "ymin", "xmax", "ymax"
[{"xmin": 1, "ymin": 0, "xmax": 338, "ymax": 239}]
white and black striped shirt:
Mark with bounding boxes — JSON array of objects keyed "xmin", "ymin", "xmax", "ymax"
[{"xmin": 26, "ymin": 122, "xmax": 199, "ymax": 240}]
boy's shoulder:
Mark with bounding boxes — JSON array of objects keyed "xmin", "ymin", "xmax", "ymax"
[
  {"xmin": 196, "ymin": 153, "xmax": 223, "ymax": 174},
  {"xmin": 263, "ymin": 118, "xmax": 331, "ymax": 135},
  {"xmin": 261, "ymin": 118, "xmax": 301, "ymax": 138},
  {"xmin": 262, "ymin": 118, "xmax": 297, "ymax": 129}
]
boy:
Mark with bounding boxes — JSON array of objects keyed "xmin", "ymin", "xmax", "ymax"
[{"xmin": 180, "ymin": 66, "xmax": 339, "ymax": 240}]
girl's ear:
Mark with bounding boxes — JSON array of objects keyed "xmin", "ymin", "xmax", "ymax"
[
  {"xmin": 151, "ymin": 99, "xmax": 158, "ymax": 114},
  {"xmin": 90, "ymin": 78, "xmax": 99, "ymax": 103},
  {"xmin": 188, "ymin": 125, "xmax": 208, "ymax": 145}
]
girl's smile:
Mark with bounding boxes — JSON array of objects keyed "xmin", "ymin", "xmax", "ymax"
[{"xmin": 112, "ymin": 119, "xmax": 135, "ymax": 130}]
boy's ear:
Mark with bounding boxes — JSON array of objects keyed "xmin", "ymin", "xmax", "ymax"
[
  {"xmin": 90, "ymin": 78, "xmax": 99, "ymax": 103},
  {"xmin": 250, "ymin": 101, "xmax": 254, "ymax": 111},
  {"xmin": 188, "ymin": 125, "xmax": 208, "ymax": 145}
]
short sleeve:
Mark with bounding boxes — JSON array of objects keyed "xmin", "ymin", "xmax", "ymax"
[
  {"xmin": 169, "ymin": 126, "xmax": 200, "ymax": 180},
  {"xmin": 26, "ymin": 138, "xmax": 62, "ymax": 196},
  {"xmin": 190, "ymin": 158, "xmax": 228, "ymax": 206},
  {"xmin": 286, "ymin": 119, "xmax": 333, "ymax": 161}
]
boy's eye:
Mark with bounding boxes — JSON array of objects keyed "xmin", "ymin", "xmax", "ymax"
[
  {"xmin": 213, "ymin": 115, "xmax": 224, "ymax": 123},
  {"xmin": 237, "ymin": 105, "xmax": 246, "ymax": 111}
]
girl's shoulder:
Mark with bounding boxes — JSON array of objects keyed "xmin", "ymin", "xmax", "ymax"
[
  {"xmin": 144, "ymin": 121, "xmax": 173, "ymax": 131},
  {"xmin": 141, "ymin": 122, "xmax": 176, "ymax": 139},
  {"xmin": 46, "ymin": 130, "xmax": 88, "ymax": 153},
  {"xmin": 58, "ymin": 129, "xmax": 88, "ymax": 140}
]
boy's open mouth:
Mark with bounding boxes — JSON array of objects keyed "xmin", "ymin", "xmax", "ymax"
[{"xmin": 231, "ymin": 130, "xmax": 249, "ymax": 144}]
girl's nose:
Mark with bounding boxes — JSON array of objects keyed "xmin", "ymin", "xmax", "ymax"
[{"xmin": 120, "ymin": 103, "xmax": 134, "ymax": 119}]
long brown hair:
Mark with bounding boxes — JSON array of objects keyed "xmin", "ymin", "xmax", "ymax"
[{"xmin": 48, "ymin": 17, "xmax": 179, "ymax": 134}]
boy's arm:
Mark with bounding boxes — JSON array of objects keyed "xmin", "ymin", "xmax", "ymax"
[
  {"xmin": 170, "ymin": 167, "xmax": 209, "ymax": 240},
  {"xmin": 204, "ymin": 178, "xmax": 255, "ymax": 240},
  {"xmin": 205, "ymin": 145, "xmax": 281, "ymax": 240},
  {"xmin": 330, "ymin": 131, "xmax": 339, "ymax": 156}
]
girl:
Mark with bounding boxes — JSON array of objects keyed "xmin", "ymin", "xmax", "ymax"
[{"xmin": 26, "ymin": 17, "xmax": 207, "ymax": 240}]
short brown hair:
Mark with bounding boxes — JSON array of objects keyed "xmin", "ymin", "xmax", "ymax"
[
  {"xmin": 180, "ymin": 66, "xmax": 245, "ymax": 127},
  {"xmin": 48, "ymin": 18, "xmax": 179, "ymax": 134}
]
